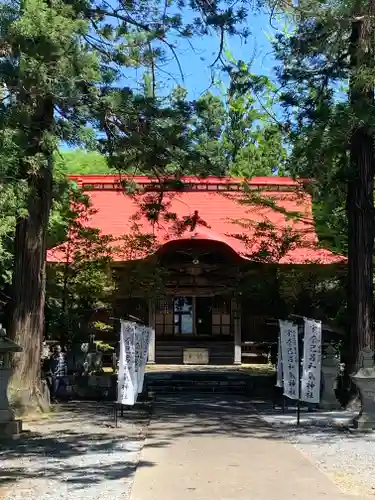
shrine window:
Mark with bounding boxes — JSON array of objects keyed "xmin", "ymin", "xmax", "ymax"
[
  {"xmin": 155, "ymin": 295, "xmax": 233, "ymax": 336},
  {"xmin": 155, "ymin": 298, "xmax": 174, "ymax": 336},
  {"xmin": 174, "ymin": 297, "xmax": 194, "ymax": 334},
  {"xmin": 212, "ymin": 296, "xmax": 232, "ymax": 335}
]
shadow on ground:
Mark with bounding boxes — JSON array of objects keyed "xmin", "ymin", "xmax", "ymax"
[
  {"xmin": 141, "ymin": 394, "xmax": 353, "ymax": 452},
  {"xmin": 0, "ymin": 459, "xmax": 154, "ymax": 489},
  {"xmin": 0, "ymin": 395, "xmax": 352, "ymax": 490},
  {"xmin": 0, "ymin": 401, "xmax": 153, "ymax": 491}
]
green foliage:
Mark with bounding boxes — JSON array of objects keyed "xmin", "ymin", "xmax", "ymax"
[
  {"xmin": 223, "ymin": 60, "xmax": 287, "ymax": 177},
  {"xmin": 273, "ymin": 0, "xmax": 375, "ymax": 365},
  {"xmin": 0, "ymin": 0, "xmax": 103, "ymax": 166},
  {"xmin": 59, "ymin": 60, "xmax": 288, "ymax": 179},
  {"xmin": 56, "ymin": 150, "xmax": 110, "ymax": 175},
  {"xmin": 99, "ymin": 87, "xmax": 210, "ymax": 176},
  {"xmin": 278, "ymin": 268, "xmax": 347, "ymax": 325},
  {"xmin": 45, "ymin": 195, "xmax": 115, "ymax": 342},
  {"xmin": 0, "ymin": 183, "xmax": 26, "ymax": 285},
  {"xmin": 272, "ymin": 0, "xmax": 363, "ymax": 256},
  {"xmin": 94, "ymin": 339, "xmax": 115, "ymax": 351},
  {"xmin": 187, "ymin": 58, "xmax": 288, "ymax": 177}
]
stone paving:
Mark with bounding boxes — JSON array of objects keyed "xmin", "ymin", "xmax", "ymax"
[{"xmin": 130, "ymin": 395, "xmax": 365, "ymax": 500}]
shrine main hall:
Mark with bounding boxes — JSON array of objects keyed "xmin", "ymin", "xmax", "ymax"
[{"xmin": 47, "ymin": 175, "xmax": 345, "ymax": 365}]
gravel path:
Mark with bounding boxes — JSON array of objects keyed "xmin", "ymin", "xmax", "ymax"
[
  {"xmin": 0, "ymin": 402, "xmax": 151, "ymax": 500},
  {"xmin": 289, "ymin": 427, "xmax": 375, "ymax": 497},
  {"xmin": 257, "ymin": 403, "xmax": 375, "ymax": 497}
]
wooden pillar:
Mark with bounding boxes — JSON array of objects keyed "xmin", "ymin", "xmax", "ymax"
[
  {"xmin": 148, "ymin": 299, "xmax": 156, "ymax": 364},
  {"xmin": 232, "ymin": 298, "xmax": 242, "ymax": 365}
]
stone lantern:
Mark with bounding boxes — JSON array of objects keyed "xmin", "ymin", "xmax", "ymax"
[
  {"xmin": 0, "ymin": 324, "xmax": 22, "ymax": 437},
  {"xmin": 320, "ymin": 344, "xmax": 341, "ymax": 410},
  {"xmin": 352, "ymin": 347, "xmax": 375, "ymax": 430}
]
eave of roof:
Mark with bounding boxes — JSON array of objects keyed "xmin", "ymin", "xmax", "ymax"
[{"xmin": 47, "ymin": 175, "xmax": 346, "ymax": 266}]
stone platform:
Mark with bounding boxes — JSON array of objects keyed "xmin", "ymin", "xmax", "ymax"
[{"xmin": 144, "ymin": 365, "xmax": 275, "ymax": 397}]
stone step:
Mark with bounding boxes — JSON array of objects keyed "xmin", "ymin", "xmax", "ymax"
[{"xmin": 144, "ymin": 373, "xmax": 274, "ymax": 397}]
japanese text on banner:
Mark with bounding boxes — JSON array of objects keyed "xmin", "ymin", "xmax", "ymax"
[
  {"xmin": 117, "ymin": 321, "xmax": 137, "ymax": 406},
  {"xmin": 275, "ymin": 336, "xmax": 283, "ymax": 388},
  {"xmin": 279, "ymin": 320, "xmax": 299, "ymax": 400},
  {"xmin": 301, "ymin": 318, "xmax": 322, "ymax": 404},
  {"xmin": 137, "ymin": 325, "xmax": 152, "ymax": 394}
]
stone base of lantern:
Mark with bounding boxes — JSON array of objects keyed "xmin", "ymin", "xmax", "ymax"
[
  {"xmin": 0, "ymin": 419, "xmax": 22, "ymax": 438},
  {"xmin": 352, "ymin": 412, "xmax": 375, "ymax": 431},
  {"xmin": 320, "ymin": 399, "xmax": 341, "ymax": 411},
  {"xmin": 320, "ymin": 372, "xmax": 341, "ymax": 410},
  {"xmin": 352, "ymin": 369, "xmax": 375, "ymax": 431}
]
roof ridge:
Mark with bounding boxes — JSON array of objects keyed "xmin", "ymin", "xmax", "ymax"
[{"xmin": 69, "ymin": 175, "xmax": 307, "ymax": 191}]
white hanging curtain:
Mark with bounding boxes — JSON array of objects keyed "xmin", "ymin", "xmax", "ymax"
[{"xmin": 301, "ymin": 318, "xmax": 322, "ymax": 404}]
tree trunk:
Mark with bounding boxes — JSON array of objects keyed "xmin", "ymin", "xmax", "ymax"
[
  {"xmin": 9, "ymin": 98, "xmax": 54, "ymax": 412},
  {"xmin": 347, "ymin": 11, "xmax": 375, "ymax": 371},
  {"xmin": 346, "ymin": 148, "xmax": 374, "ymax": 370}
]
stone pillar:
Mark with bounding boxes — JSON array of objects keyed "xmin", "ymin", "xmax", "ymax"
[
  {"xmin": 148, "ymin": 299, "xmax": 156, "ymax": 364},
  {"xmin": 232, "ymin": 298, "xmax": 241, "ymax": 365},
  {"xmin": 0, "ymin": 367, "xmax": 14, "ymax": 422},
  {"xmin": 320, "ymin": 345, "xmax": 340, "ymax": 410},
  {"xmin": 352, "ymin": 347, "xmax": 375, "ymax": 430},
  {"xmin": 0, "ymin": 325, "xmax": 22, "ymax": 437}
]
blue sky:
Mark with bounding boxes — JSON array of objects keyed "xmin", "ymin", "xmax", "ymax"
[
  {"xmin": 179, "ymin": 10, "xmax": 279, "ymax": 98},
  {"xmin": 63, "ymin": 9, "xmax": 282, "ymax": 152},
  {"xmin": 123, "ymin": 9, "xmax": 281, "ymax": 99}
]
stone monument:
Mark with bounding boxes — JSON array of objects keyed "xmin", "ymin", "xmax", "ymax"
[
  {"xmin": 0, "ymin": 324, "xmax": 22, "ymax": 437},
  {"xmin": 352, "ymin": 346, "xmax": 375, "ymax": 430},
  {"xmin": 320, "ymin": 345, "xmax": 341, "ymax": 410}
]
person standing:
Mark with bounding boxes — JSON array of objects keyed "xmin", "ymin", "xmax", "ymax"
[{"xmin": 48, "ymin": 344, "xmax": 67, "ymax": 403}]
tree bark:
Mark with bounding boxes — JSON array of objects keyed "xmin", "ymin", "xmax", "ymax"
[
  {"xmin": 9, "ymin": 97, "xmax": 54, "ymax": 412},
  {"xmin": 347, "ymin": 9, "xmax": 375, "ymax": 371}
]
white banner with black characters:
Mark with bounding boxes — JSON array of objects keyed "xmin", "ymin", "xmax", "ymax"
[
  {"xmin": 279, "ymin": 320, "xmax": 299, "ymax": 400},
  {"xmin": 137, "ymin": 325, "xmax": 152, "ymax": 394},
  {"xmin": 301, "ymin": 318, "xmax": 322, "ymax": 404},
  {"xmin": 133, "ymin": 324, "xmax": 143, "ymax": 399},
  {"xmin": 275, "ymin": 335, "xmax": 283, "ymax": 388},
  {"xmin": 117, "ymin": 320, "xmax": 137, "ymax": 406}
]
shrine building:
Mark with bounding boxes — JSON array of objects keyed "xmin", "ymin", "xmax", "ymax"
[{"xmin": 47, "ymin": 175, "xmax": 345, "ymax": 365}]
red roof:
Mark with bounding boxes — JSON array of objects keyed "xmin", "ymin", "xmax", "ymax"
[{"xmin": 47, "ymin": 175, "xmax": 346, "ymax": 265}]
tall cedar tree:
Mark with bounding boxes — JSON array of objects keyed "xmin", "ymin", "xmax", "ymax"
[
  {"xmin": 0, "ymin": 0, "xmax": 102, "ymax": 408},
  {"xmin": 274, "ymin": 0, "xmax": 375, "ymax": 369}
]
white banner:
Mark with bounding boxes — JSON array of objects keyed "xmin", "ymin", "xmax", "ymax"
[
  {"xmin": 275, "ymin": 336, "xmax": 283, "ymax": 388},
  {"xmin": 137, "ymin": 326, "xmax": 151, "ymax": 394},
  {"xmin": 301, "ymin": 318, "xmax": 322, "ymax": 404},
  {"xmin": 133, "ymin": 324, "xmax": 143, "ymax": 399},
  {"xmin": 117, "ymin": 320, "xmax": 137, "ymax": 406},
  {"xmin": 279, "ymin": 320, "xmax": 299, "ymax": 400}
]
